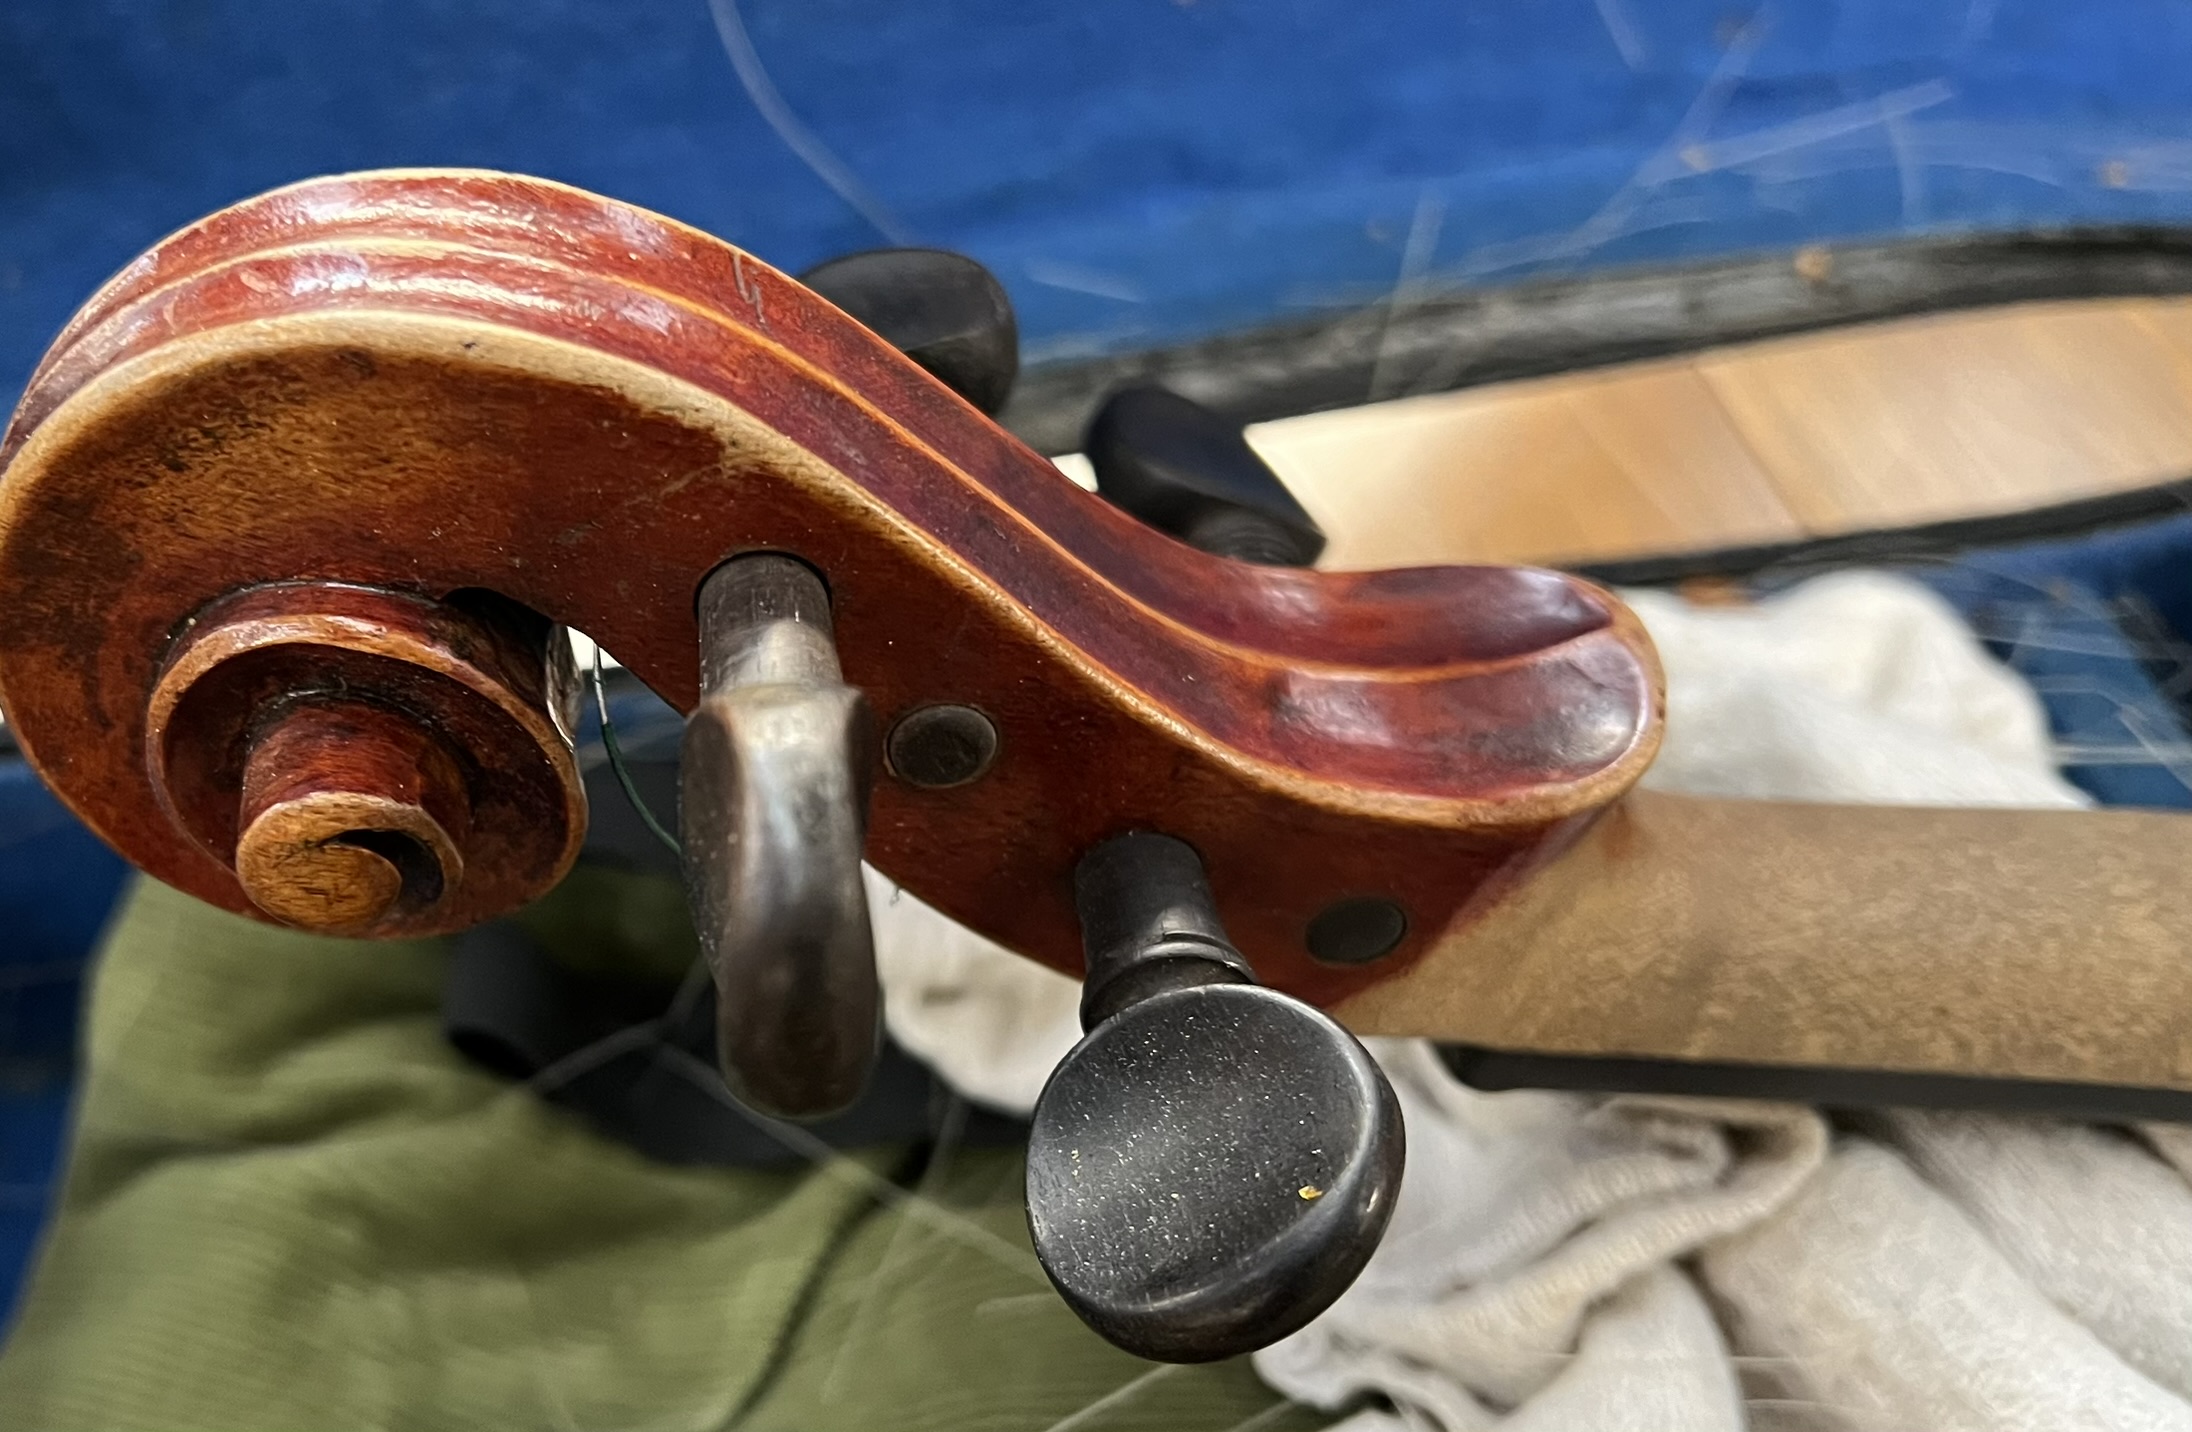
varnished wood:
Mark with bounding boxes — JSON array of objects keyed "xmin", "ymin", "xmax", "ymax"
[
  {"xmin": 1252, "ymin": 297, "xmax": 2192, "ymax": 569},
  {"xmin": 0, "ymin": 169, "xmax": 1658, "ymax": 1006},
  {"xmin": 1254, "ymin": 363, "xmax": 1807, "ymax": 569},
  {"xmin": 1337, "ymin": 789, "xmax": 2192, "ymax": 1092},
  {"xmin": 1699, "ymin": 300, "xmax": 2192, "ymax": 533},
  {"xmin": 143, "ymin": 581, "xmax": 584, "ymax": 937},
  {"xmin": 234, "ymin": 700, "xmax": 469, "ymax": 933}
]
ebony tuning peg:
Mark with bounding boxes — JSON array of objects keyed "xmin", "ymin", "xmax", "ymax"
[
  {"xmin": 1085, "ymin": 386, "xmax": 1326, "ymax": 567},
  {"xmin": 799, "ymin": 248, "xmax": 1020, "ymax": 416},
  {"xmin": 1035, "ymin": 392, "xmax": 1382, "ymax": 1359},
  {"xmin": 1026, "ymin": 832, "xmax": 1404, "ymax": 1363},
  {"xmin": 680, "ymin": 553, "xmax": 881, "ymax": 1120}
]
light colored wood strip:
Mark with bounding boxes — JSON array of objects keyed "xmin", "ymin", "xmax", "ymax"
[
  {"xmin": 1238, "ymin": 297, "xmax": 2192, "ymax": 571},
  {"xmin": 1249, "ymin": 361, "xmax": 1804, "ymax": 569},
  {"xmin": 2122, "ymin": 296, "xmax": 2192, "ymax": 383},
  {"xmin": 1699, "ymin": 300, "xmax": 2192, "ymax": 533},
  {"xmin": 1564, "ymin": 362, "xmax": 1800, "ymax": 547}
]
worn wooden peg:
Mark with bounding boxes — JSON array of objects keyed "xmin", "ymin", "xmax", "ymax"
[
  {"xmin": 140, "ymin": 581, "xmax": 587, "ymax": 939},
  {"xmin": 232, "ymin": 698, "xmax": 469, "ymax": 934}
]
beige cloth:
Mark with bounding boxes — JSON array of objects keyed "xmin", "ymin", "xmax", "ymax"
[{"xmin": 871, "ymin": 571, "xmax": 2192, "ymax": 1430}]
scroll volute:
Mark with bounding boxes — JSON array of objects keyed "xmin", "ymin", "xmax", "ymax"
[
  {"xmin": 143, "ymin": 582, "xmax": 584, "ymax": 938},
  {"xmin": 0, "ymin": 169, "xmax": 1660, "ymax": 1001}
]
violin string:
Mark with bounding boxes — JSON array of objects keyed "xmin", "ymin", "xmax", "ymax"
[
  {"xmin": 705, "ymin": 0, "xmax": 913, "ymax": 246},
  {"xmin": 575, "ymin": 650, "xmax": 1144, "ymax": 1419},
  {"xmin": 651, "ymin": 1043, "xmax": 1047, "ymax": 1283},
  {"xmin": 589, "ymin": 644, "xmax": 684, "ymax": 858},
  {"xmin": 1034, "ymin": 1364, "xmax": 1185, "ymax": 1432},
  {"xmin": 1692, "ymin": 547, "xmax": 2192, "ymax": 801},
  {"xmin": 818, "ymin": 1094, "xmax": 973, "ymax": 1405}
]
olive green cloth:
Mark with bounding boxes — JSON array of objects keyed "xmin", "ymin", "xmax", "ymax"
[{"xmin": 0, "ymin": 876, "xmax": 1326, "ymax": 1432}]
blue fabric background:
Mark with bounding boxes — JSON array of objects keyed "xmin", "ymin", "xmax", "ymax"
[
  {"xmin": 0, "ymin": 769, "xmax": 126, "ymax": 1328},
  {"xmin": 1922, "ymin": 516, "xmax": 2192, "ymax": 810},
  {"xmin": 10, "ymin": 0, "xmax": 2192, "ymax": 402}
]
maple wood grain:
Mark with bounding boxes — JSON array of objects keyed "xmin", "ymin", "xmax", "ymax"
[
  {"xmin": 0, "ymin": 169, "xmax": 1660, "ymax": 1005},
  {"xmin": 233, "ymin": 698, "xmax": 471, "ymax": 934},
  {"xmin": 142, "ymin": 581, "xmax": 585, "ymax": 936}
]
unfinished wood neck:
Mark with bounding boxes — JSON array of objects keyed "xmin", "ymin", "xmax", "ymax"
[{"xmin": 1339, "ymin": 788, "xmax": 2192, "ymax": 1098}]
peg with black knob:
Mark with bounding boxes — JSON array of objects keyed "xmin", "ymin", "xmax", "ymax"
[
  {"xmin": 1026, "ymin": 831, "xmax": 1404, "ymax": 1363},
  {"xmin": 799, "ymin": 248, "xmax": 1020, "ymax": 416},
  {"xmin": 1084, "ymin": 385, "xmax": 1326, "ymax": 567}
]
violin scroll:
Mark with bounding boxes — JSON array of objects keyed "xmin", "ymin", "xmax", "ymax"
[
  {"xmin": 31, "ymin": 169, "xmax": 2192, "ymax": 1363},
  {"xmin": 143, "ymin": 581, "xmax": 583, "ymax": 937},
  {"xmin": 0, "ymin": 168, "xmax": 1660, "ymax": 1010}
]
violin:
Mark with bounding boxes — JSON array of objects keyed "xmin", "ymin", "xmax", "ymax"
[{"xmin": 2, "ymin": 171, "xmax": 2185, "ymax": 1362}]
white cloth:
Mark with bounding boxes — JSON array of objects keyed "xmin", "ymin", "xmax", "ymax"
[{"xmin": 869, "ymin": 569, "xmax": 2192, "ymax": 1430}]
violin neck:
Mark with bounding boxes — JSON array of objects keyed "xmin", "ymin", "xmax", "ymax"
[{"xmin": 1337, "ymin": 789, "xmax": 2192, "ymax": 1115}]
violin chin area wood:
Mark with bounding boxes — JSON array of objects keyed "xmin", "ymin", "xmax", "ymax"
[
  {"xmin": 142, "ymin": 583, "xmax": 584, "ymax": 938},
  {"xmin": 0, "ymin": 169, "xmax": 1660, "ymax": 1003}
]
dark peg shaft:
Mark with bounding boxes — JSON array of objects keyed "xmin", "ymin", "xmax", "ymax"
[
  {"xmin": 1085, "ymin": 386, "xmax": 1327, "ymax": 567},
  {"xmin": 1026, "ymin": 832, "xmax": 1404, "ymax": 1363},
  {"xmin": 798, "ymin": 248, "xmax": 1020, "ymax": 416},
  {"xmin": 680, "ymin": 554, "xmax": 881, "ymax": 1119}
]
